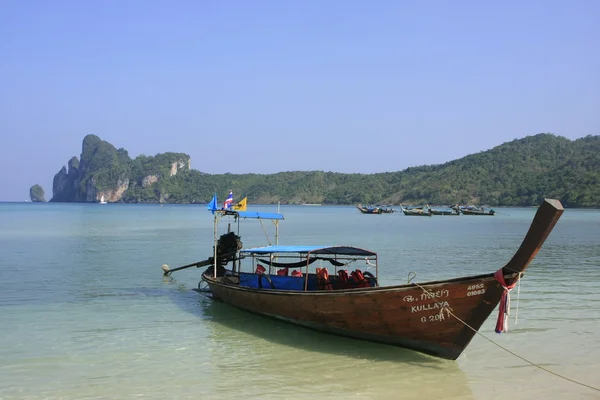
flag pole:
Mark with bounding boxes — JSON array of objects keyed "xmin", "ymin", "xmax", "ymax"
[
  {"xmin": 275, "ymin": 201, "xmax": 280, "ymax": 245},
  {"xmin": 213, "ymin": 212, "xmax": 218, "ymax": 278}
]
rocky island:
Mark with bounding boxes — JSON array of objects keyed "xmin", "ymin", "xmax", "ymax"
[
  {"xmin": 51, "ymin": 135, "xmax": 191, "ymax": 203},
  {"xmin": 29, "ymin": 184, "xmax": 46, "ymax": 202}
]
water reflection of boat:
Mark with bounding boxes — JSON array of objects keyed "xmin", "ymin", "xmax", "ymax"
[
  {"xmin": 200, "ymin": 299, "xmax": 476, "ymax": 399},
  {"xmin": 174, "ymin": 199, "xmax": 563, "ymax": 360}
]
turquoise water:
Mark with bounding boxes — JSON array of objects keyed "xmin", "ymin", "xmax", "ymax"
[{"xmin": 0, "ymin": 203, "xmax": 599, "ymax": 399}]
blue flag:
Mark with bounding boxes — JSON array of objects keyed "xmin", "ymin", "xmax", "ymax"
[{"xmin": 207, "ymin": 193, "xmax": 218, "ymax": 214}]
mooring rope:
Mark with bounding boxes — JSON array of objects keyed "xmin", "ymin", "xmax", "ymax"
[
  {"xmin": 515, "ymin": 274, "xmax": 521, "ymax": 325},
  {"xmin": 494, "ymin": 269, "xmax": 518, "ymax": 333},
  {"xmin": 411, "ymin": 282, "xmax": 600, "ymax": 393},
  {"xmin": 407, "ymin": 271, "xmax": 417, "ymax": 284}
]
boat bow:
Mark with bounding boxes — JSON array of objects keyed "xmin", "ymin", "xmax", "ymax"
[{"xmin": 453, "ymin": 199, "xmax": 564, "ymax": 352}]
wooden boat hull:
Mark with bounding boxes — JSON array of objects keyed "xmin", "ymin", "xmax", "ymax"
[
  {"xmin": 204, "ymin": 272, "xmax": 504, "ymax": 359},
  {"xmin": 357, "ymin": 205, "xmax": 382, "ymax": 214},
  {"xmin": 359, "ymin": 209, "xmax": 382, "ymax": 214},
  {"xmin": 462, "ymin": 210, "xmax": 495, "ymax": 216},
  {"xmin": 356, "ymin": 205, "xmax": 394, "ymax": 214},
  {"xmin": 400, "ymin": 205, "xmax": 432, "ymax": 216},
  {"xmin": 430, "ymin": 210, "xmax": 460, "ymax": 216},
  {"xmin": 402, "ymin": 210, "xmax": 432, "ymax": 216}
]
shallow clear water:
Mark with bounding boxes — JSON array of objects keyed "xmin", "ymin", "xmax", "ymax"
[{"xmin": 0, "ymin": 203, "xmax": 599, "ymax": 399}]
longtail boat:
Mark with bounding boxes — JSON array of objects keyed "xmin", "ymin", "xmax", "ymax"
[
  {"xmin": 400, "ymin": 205, "xmax": 432, "ymax": 216},
  {"xmin": 430, "ymin": 208, "xmax": 460, "ymax": 216},
  {"xmin": 356, "ymin": 204, "xmax": 383, "ymax": 214},
  {"xmin": 166, "ymin": 199, "xmax": 563, "ymax": 360},
  {"xmin": 356, "ymin": 204, "xmax": 395, "ymax": 214},
  {"xmin": 460, "ymin": 205, "xmax": 496, "ymax": 215},
  {"xmin": 462, "ymin": 208, "xmax": 495, "ymax": 215}
]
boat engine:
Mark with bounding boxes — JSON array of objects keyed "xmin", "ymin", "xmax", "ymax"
[{"xmin": 204, "ymin": 232, "xmax": 243, "ymax": 277}]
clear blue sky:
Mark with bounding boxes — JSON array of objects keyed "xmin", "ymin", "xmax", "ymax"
[{"xmin": 1, "ymin": 0, "xmax": 598, "ymax": 201}]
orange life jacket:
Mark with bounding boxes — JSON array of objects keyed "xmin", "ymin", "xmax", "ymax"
[
  {"xmin": 277, "ymin": 267, "xmax": 289, "ymax": 276},
  {"xmin": 255, "ymin": 264, "xmax": 266, "ymax": 274},
  {"xmin": 338, "ymin": 270, "xmax": 351, "ymax": 289},
  {"xmin": 351, "ymin": 269, "xmax": 369, "ymax": 288},
  {"xmin": 316, "ymin": 268, "xmax": 333, "ymax": 290}
]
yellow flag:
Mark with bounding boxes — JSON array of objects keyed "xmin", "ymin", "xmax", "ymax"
[{"xmin": 233, "ymin": 196, "xmax": 247, "ymax": 211}]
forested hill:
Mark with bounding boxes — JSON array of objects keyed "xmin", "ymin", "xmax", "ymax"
[
  {"xmin": 49, "ymin": 133, "xmax": 599, "ymax": 207},
  {"xmin": 383, "ymin": 133, "xmax": 599, "ymax": 207}
]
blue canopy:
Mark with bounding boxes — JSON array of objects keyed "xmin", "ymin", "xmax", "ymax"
[
  {"xmin": 217, "ymin": 210, "xmax": 284, "ymax": 220},
  {"xmin": 236, "ymin": 211, "xmax": 284, "ymax": 220},
  {"xmin": 240, "ymin": 245, "xmax": 376, "ymax": 257}
]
